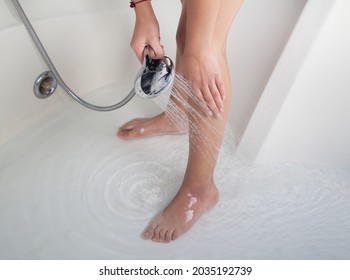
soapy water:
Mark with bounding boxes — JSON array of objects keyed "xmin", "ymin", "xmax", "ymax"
[
  {"xmin": 0, "ymin": 84, "xmax": 350, "ymax": 259},
  {"xmin": 185, "ymin": 194, "xmax": 198, "ymax": 223}
]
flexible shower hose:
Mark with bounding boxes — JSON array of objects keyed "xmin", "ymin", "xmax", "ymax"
[{"xmin": 10, "ymin": 0, "xmax": 136, "ymax": 112}]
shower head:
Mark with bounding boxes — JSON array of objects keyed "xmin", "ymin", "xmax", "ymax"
[{"xmin": 134, "ymin": 55, "xmax": 174, "ymax": 99}]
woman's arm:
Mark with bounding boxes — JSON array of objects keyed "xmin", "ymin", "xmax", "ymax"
[{"xmin": 130, "ymin": 0, "xmax": 164, "ymax": 63}]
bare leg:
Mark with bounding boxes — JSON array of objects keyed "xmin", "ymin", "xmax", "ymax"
[{"xmin": 143, "ymin": 0, "xmax": 243, "ymax": 242}]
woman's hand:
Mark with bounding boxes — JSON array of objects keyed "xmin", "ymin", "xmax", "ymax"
[
  {"xmin": 130, "ymin": 3, "xmax": 164, "ymax": 63},
  {"xmin": 179, "ymin": 52, "xmax": 226, "ymax": 117}
]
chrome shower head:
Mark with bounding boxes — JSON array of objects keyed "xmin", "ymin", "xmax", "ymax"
[{"xmin": 134, "ymin": 55, "xmax": 174, "ymax": 99}]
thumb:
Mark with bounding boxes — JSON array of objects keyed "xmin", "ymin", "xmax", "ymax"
[{"xmin": 144, "ymin": 44, "xmax": 164, "ymax": 59}]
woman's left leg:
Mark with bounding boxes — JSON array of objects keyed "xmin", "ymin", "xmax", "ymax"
[{"xmin": 143, "ymin": 0, "xmax": 244, "ymax": 243}]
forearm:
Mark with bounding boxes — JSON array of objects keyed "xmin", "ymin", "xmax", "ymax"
[
  {"xmin": 184, "ymin": 0, "xmax": 222, "ymax": 54},
  {"xmin": 129, "ymin": 0, "xmax": 163, "ymax": 62},
  {"xmin": 131, "ymin": 0, "xmax": 156, "ymax": 23}
]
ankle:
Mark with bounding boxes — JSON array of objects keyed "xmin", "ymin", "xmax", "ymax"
[
  {"xmin": 184, "ymin": 174, "xmax": 214, "ymax": 187},
  {"xmin": 181, "ymin": 179, "xmax": 217, "ymax": 197}
]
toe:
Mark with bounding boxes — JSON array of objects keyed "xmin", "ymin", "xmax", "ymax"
[
  {"xmin": 118, "ymin": 118, "xmax": 142, "ymax": 130},
  {"xmin": 153, "ymin": 225, "xmax": 162, "ymax": 242},
  {"xmin": 158, "ymin": 228, "xmax": 167, "ymax": 242},
  {"xmin": 143, "ymin": 226, "xmax": 155, "ymax": 240},
  {"xmin": 117, "ymin": 119, "xmax": 145, "ymax": 139},
  {"xmin": 143, "ymin": 222, "xmax": 158, "ymax": 240},
  {"xmin": 117, "ymin": 127, "xmax": 145, "ymax": 139},
  {"xmin": 172, "ymin": 230, "xmax": 181, "ymax": 241},
  {"xmin": 116, "ymin": 129, "xmax": 129, "ymax": 139},
  {"xmin": 164, "ymin": 230, "xmax": 173, "ymax": 243},
  {"xmin": 142, "ymin": 230, "xmax": 152, "ymax": 240}
]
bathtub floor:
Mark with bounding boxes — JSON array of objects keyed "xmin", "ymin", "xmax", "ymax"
[{"xmin": 1, "ymin": 84, "xmax": 350, "ymax": 260}]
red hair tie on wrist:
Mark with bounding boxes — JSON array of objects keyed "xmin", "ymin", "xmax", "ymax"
[{"xmin": 130, "ymin": 0, "xmax": 151, "ymax": 8}]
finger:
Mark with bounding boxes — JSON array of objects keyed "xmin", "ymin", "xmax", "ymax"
[
  {"xmin": 130, "ymin": 42, "xmax": 147, "ymax": 64},
  {"xmin": 190, "ymin": 85, "xmax": 212, "ymax": 116},
  {"xmin": 143, "ymin": 45, "xmax": 153, "ymax": 58},
  {"xmin": 216, "ymin": 77, "xmax": 226, "ymax": 101},
  {"xmin": 153, "ymin": 44, "xmax": 165, "ymax": 58},
  {"xmin": 202, "ymin": 85, "xmax": 222, "ymax": 116},
  {"xmin": 132, "ymin": 49, "xmax": 145, "ymax": 64},
  {"xmin": 199, "ymin": 86, "xmax": 217, "ymax": 117},
  {"xmin": 137, "ymin": 54, "xmax": 143, "ymax": 64},
  {"xmin": 148, "ymin": 41, "xmax": 165, "ymax": 59},
  {"xmin": 209, "ymin": 82, "xmax": 224, "ymax": 114}
]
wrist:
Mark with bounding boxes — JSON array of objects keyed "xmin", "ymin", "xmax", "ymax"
[
  {"xmin": 130, "ymin": 0, "xmax": 152, "ymax": 10},
  {"xmin": 132, "ymin": 1, "xmax": 154, "ymax": 19}
]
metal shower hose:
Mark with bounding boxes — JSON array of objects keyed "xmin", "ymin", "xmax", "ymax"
[{"xmin": 10, "ymin": 0, "xmax": 136, "ymax": 112}]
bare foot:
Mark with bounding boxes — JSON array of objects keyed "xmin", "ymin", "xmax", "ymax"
[
  {"xmin": 143, "ymin": 182, "xmax": 219, "ymax": 243},
  {"xmin": 117, "ymin": 112, "xmax": 187, "ymax": 140}
]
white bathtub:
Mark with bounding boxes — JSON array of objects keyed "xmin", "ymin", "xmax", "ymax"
[{"xmin": 1, "ymin": 0, "xmax": 350, "ymax": 260}]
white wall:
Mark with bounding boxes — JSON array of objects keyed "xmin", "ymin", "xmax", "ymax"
[
  {"xmin": 228, "ymin": 0, "xmax": 307, "ymax": 136},
  {"xmin": 239, "ymin": 0, "xmax": 350, "ymax": 171},
  {"xmin": 1, "ymin": 0, "xmax": 127, "ymax": 30}
]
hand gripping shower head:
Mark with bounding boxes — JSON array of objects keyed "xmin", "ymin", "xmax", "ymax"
[{"xmin": 134, "ymin": 55, "xmax": 174, "ymax": 98}]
